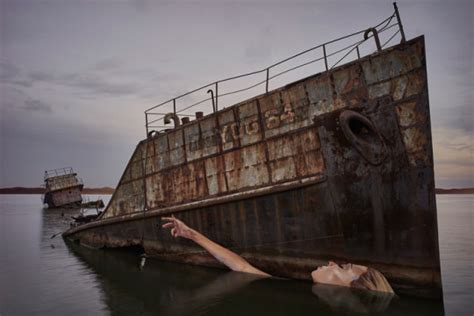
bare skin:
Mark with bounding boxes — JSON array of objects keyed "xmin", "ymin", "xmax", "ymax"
[
  {"xmin": 162, "ymin": 216, "xmax": 269, "ymax": 276},
  {"xmin": 162, "ymin": 216, "xmax": 367, "ymax": 287}
]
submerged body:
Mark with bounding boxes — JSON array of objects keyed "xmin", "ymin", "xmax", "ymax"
[{"xmin": 162, "ymin": 216, "xmax": 394, "ymax": 294}]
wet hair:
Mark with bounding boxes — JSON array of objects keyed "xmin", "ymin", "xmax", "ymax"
[{"xmin": 350, "ymin": 267, "xmax": 394, "ymax": 294}]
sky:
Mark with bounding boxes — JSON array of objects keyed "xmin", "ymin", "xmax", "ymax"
[{"xmin": 0, "ymin": 0, "xmax": 472, "ymax": 188}]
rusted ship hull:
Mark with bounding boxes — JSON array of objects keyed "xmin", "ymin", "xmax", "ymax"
[
  {"xmin": 43, "ymin": 185, "xmax": 83, "ymax": 208},
  {"xmin": 64, "ymin": 36, "xmax": 442, "ymax": 298},
  {"xmin": 43, "ymin": 167, "xmax": 85, "ymax": 208}
]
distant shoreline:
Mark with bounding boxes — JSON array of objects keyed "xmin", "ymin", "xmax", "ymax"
[
  {"xmin": 0, "ymin": 187, "xmax": 115, "ymax": 194},
  {"xmin": 1, "ymin": 186, "xmax": 473, "ymax": 195},
  {"xmin": 434, "ymin": 188, "xmax": 474, "ymax": 194}
]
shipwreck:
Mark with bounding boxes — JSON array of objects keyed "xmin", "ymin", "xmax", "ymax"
[
  {"xmin": 64, "ymin": 4, "xmax": 442, "ymax": 299},
  {"xmin": 43, "ymin": 167, "xmax": 84, "ymax": 208},
  {"xmin": 42, "ymin": 167, "xmax": 105, "ymax": 209}
]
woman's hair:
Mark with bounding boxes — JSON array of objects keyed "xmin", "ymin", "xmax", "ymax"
[{"xmin": 350, "ymin": 267, "xmax": 394, "ymax": 294}]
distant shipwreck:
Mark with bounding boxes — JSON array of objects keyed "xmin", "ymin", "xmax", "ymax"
[
  {"xmin": 64, "ymin": 4, "xmax": 443, "ymax": 299},
  {"xmin": 43, "ymin": 167, "xmax": 104, "ymax": 209},
  {"xmin": 43, "ymin": 167, "xmax": 84, "ymax": 208}
]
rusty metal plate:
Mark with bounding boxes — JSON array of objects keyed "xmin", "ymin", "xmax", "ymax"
[
  {"xmin": 167, "ymin": 129, "xmax": 185, "ymax": 166},
  {"xmin": 218, "ymin": 109, "xmax": 239, "ymax": 151},
  {"xmin": 306, "ymin": 75, "xmax": 346, "ymax": 117},
  {"xmin": 223, "ymin": 143, "xmax": 269, "ymax": 191},
  {"xmin": 160, "ymin": 160, "xmax": 208, "ymax": 204},
  {"xmin": 204, "ymin": 156, "xmax": 228, "ymax": 196},
  {"xmin": 184, "ymin": 122, "xmax": 201, "ymax": 161},
  {"xmin": 102, "ymin": 179, "xmax": 144, "ymax": 218},
  {"xmin": 236, "ymin": 100, "xmax": 262, "ymax": 146},
  {"xmin": 267, "ymin": 128, "xmax": 323, "ymax": 182},
  {"xmin": 145, "ymin": 173, "xmax": 164, "ymax": 209},
  {"xmin": 361, "ymin": 41, "xmax": 423, "ymax": 85},
  {"xmin": 200, "ymin": 117, "xmax": 219, "ymax": 157}
]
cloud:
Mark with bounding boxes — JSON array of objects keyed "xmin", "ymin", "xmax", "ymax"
[
  {"xmin": 20, "ymin": 99, "xmax": 52, "ymax": 113},
  {"xmin": 0, "ymin": 62, "xmax": 34, "ymax": 87},
  {"xmin": 437, "ymin": 102, "xmax": 473, "ymax": 134},
  {"xmin": 0, "ymin": 86, "xmax": 49, "ymax": 112},
  {"xmin": 92, "ymin": 59, "xmax": 123, "ymax": 72},
  {"xmin": 432, "ymin": 127, "xmax": 473, "ymax": 187},
  {"xmin": 27, "ymin": 70, "xmax": 140, "ymax": 96},
  {"xmin": 244, "ymin": 26, "xmax": 274, "ymax": 64}
]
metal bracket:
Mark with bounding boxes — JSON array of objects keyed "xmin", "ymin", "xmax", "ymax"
[
  {"xmin": 147, "ymin": 130, "xmax": 158, "ymax": 138},
  {"xmin": 163, "ymin": 113, "xmax": 181, "ymax": 128},
  {"xmin": 364, "ymin": 28, "xmax": 382, "ymax": 52}
]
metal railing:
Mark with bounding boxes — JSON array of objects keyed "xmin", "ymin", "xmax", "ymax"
[
  {"xmin": 145, "ymin": 3, "xmax": 406, "ymax": 136},
  {"xmin": 44, "ymin": 167, "xmax": 75, "ymax": 180}
]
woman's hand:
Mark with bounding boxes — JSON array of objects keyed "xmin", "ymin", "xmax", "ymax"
[{"xmin": 161, "ymin": 216, "xmax": 195, "ymax": 240}]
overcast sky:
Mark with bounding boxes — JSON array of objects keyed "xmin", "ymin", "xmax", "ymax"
[{"xmin": 1, "ymin": 0, "xmax": 472, "ymax": 188}]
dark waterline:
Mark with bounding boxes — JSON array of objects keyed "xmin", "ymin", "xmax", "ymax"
[{"xmin": 0, "ymin": 195, "xmax": 471, "ymax": 315}]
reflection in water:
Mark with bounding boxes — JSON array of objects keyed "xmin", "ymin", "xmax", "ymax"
[
  {"xmin": 312, "ymin": 283, "xmax": 394, "ymax": 314},
  {"xmin": 0, "ymin": 195, "xmax": 455, "ymax": 315},
  {"xmin": 65, "ymin": 240, "xmax": 444, "ymax": 316}
]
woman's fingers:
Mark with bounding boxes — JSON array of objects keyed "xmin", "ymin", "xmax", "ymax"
[
  {"xmin": 161, "ymin": 216, "xmax": 176, "ymax": 222},
  {"xmin": 161, "ymin": 216, "xmax": 184, "ymax": 238},
  {"xmin": 162, "ymin": 222, "xmax": 174, "ymax": 229}
]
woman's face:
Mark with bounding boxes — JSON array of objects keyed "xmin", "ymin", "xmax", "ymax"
[{"xmin": 311, "ymin": 261, "xmax": 368, "ymax": 287}]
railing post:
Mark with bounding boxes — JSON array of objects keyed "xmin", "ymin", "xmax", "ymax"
[
  {"xmin": 393, "ymin": 2, "xmax": 406, "ymax": 43},
  {"xmin": 215, "ymin": 82, "xmax": 218, "ymax": 112},
  {"xmin": 145, "ymin": 112, "xmax": 149, "ymax": 137},
  {"xmin": 265, "ymin": 68, "xmax": 269, "ymax": 93},
  {"xmin": 322, "ymin": 44, "xmax": 329, "ymax": 71}
]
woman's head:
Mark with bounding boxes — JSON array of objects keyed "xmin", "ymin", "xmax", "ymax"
[{"xmin": 311, "ymin": 261, "xmax": 394, "ymax": 294}]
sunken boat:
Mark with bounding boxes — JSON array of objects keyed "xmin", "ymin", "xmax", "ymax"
[
  {"xmin": 43, "ymin": 167, "xmax": 84, "ymax": 208},
  {"xmin": 64, "ymin": 4, "xmax": 443, "ymax": 299}
]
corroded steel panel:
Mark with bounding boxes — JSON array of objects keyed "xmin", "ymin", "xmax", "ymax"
[
  {"xmin": 218, "ymin": 109, "xmax": 239, "ymax": 151},
  {"xmin": 184, "ymin": 122, "xmax": 202, "ymax": 161},
  {"xmin": 223, "ymin": 143, "xmax": 269, "ymax": 191},
  {"xmin": 204, "ymin": 156, "xmax": 227, "ymax": 195},
  {"xmin": 102, "ymin": 179, "xmax": 144, "ymax": 218},
  {"xmin": 145, "ymin": 173, "xmax": 164, "ymax": 209},
  {"xmin": 154, "ymin": 135, "xmax": 170, "ymax": 170},
  {"xmin": 259, "ymin": 91, "xmax": 299, "ymax": 138},
  {"xmin": 266, "ymin": 127, "xmax": 323, "ymax": 182},
  {"xmin": 50, "ymin": 187, "xmax": 82, "ymax": 206},
  {"xmin": 200, "ymin": 117, "xmax": 219, "ymax": 157},
  {"xmin": 236, "ymin": 100, "xmax": 262, "ymax": 146},
  {"xmin": 160, "ymin": 160, "xmax": 208, "ymax": 204},
  {"xmin": 167, "ymin": 129, "xmax": 185, "ymax": 166}
]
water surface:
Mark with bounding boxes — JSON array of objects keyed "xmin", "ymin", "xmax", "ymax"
[{"xmin": 0, "ymin": 194, "xmax": 471, "ymax": 315}]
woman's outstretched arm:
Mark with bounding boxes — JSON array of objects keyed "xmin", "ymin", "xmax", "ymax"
[{"xmin": 161, "ymin": 216, "xmax": 269, "ymax": 276}]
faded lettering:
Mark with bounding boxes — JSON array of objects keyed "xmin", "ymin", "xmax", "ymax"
[{"xmin": 264, "ymin": 104, "xmax": 296, "ymax": 129}]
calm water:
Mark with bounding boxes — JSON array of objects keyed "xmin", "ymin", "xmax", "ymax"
[{"xmin": 0, "ymin": 194, "xmax": 471, "ymax": 316}]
